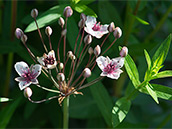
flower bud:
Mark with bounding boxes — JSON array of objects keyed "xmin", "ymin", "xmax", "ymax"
[
  {"xmin": 21, "ymin": 34, "xmax": 28, "ymax": 43},
  {"xmin": 15, "ymin": 28, "xmax": 24, "ymax": 39},
  {"xmin": 58, "ymin": 62, "xmax": 64, "ymax": 70},
  {"xmin": 67, "ymin": 51, "xmax": 73, "ymax": 58},
  {"xmin": 45, "ymin": 26, "xmax": 52, "ymax": 36},
  {"xmin": 71, "ymin": 55, "xmax": 76, "ymax": 60},
  {"xmin": 94, "ymin": 45, "xmax": 101, "ymax": 56},
  {"xmin": 80, "ymin": 13, "xmax": 87, "ymax": 21},
  {"xmin": 24, "ymin": 87, "xmax": 32, "ymax": 98},
  {"xmin": 63, "ymin": 6, "xmax": 73, "ymax": 18},
  {"xmin": 84, "ymin": 35, "xmax": 92, "ymax": 44},
  {"xmin": 58, "ymin": 17, "xmax": 65, "ymax": 28},
  {"xmin": 31, "ymin": 8, "xmax": 38, "ymax": 18},
  {"xmin": 78, "ymin": 19, "xmax": 85, "ymax": 28},
  {"xmin": 88, "ymin": 47, "xmax": 94, "ymax": 55},
  {"xmin": 61, "ymin": 29, "xmax": 67, "ymax": 37},
  {"xmin": 120, "ymin": 46, "xmax": 128, "ymax": 57},
  {"xmin": 113, "ymin": 27, "xmax": 122, "ymax": 39},
  {"xmin": 57, "ymin": 73, "xmax": 65, "ymax": 81},
  {"xmin": 83, "ymin": 68, "xmax": 91, "ymax": 78},
  {"xmin": 108, "ymin": 22, "xmax": 115, "ymax": 32}
]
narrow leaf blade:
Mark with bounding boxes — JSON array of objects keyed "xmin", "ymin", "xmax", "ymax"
[
  {"xmin": 144, "ymin": 49, "xmax": 152, "ymax": 70},
  {"xmin": 145, "ymin": 83, "xmax": 159, "ymax": 104},
  {"xmin": 112, "ymin": 97, "xmax": 131, "ymax": 127},
  {"xmin": 152, "ymin": 70, "xmax": 172, "ymax": 79},
  {"xmin": 0, "ymin": 98, "xmax": 12, "ymax": 102}
]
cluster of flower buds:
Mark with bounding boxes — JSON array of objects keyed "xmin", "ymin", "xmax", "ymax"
[{"xmin": 14, "ymin": 6, "xmax": 128, "ymax": 104}]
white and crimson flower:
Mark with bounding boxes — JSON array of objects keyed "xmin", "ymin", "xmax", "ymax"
[
  {"xmin": 84, "ymin": 16, "xmax": 109, "ymax": 38},
  {"xmin": 96, "ymin": 56, "xmax": 124, "ymax": 79},
  {"xmin": 14, "ymin": 61, "xmax": 42, "ymax": 90},
  {"xmin": 37, "ymin": 50, "xmax": 57, "ymax": 69}
]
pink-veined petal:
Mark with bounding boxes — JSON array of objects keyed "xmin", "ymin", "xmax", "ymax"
[
  {"xmin": 37, "ymin": 57, "xmax": 45, "ymax": 66},
  {"xmin": 31, "ymin": 78, "xmax": 39, "ymax": 84},
  {"xmin": 14, "ymin": 61, "xmax": 29, "ymax": 76},
  {"xmin": 31, "ymin": 64, "xmax": 42, "ymax": 78},
  {"xmin": 85, "ymin": 16, "xmax": 97, "ymax": 28},
  {"xmin": 100, "ymin": 72, "xmax": 108, "ymax": 76},
  {"xmin": 100, "ymin": 24, "xmax": 109, "ymax": 34},
  {"xmin": 111, "ymin": 57, "xmax": 124, "ymax": 68},
  {"xmin": 19, "ymin": 81, "xmax": 32, "ymax": 90},
  {"xmin": 15, "ymin": 77, "xmax": 25, "ymax": 82},
  {"xmin": 96, "ymin": 56, "xmax": 109, "ymax": 71},
  {"xmin": 48, "ymin": 50, "xmax": 55, "ymax": 58}
]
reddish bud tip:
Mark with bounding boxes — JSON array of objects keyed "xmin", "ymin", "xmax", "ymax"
[
  {"xmin": 21, "ymin": 34, "xmax": 28, "ymax": 43},
  {"xmin": 24, "ymin": 87, "xmax": 32, "ymax": 98},
  {"xmin": 63, "ymin": 6, "xmax": 73, "ymax": 18},
  {"xmin": 120, "ymin": 46, "xmax": 128, "ymax": 57},
  {"xmin": 58, "ymin": 17, "xmax": 65, "ymax": 28},
  {"xmin": 83, "ymin": 68, "xmax": 91, "ymax": 78},
  {"xmin": 15, "ymin": 28, "xmax": 24, "ymax": 39},
  {"xmin": 45, "ymin": 26, "xmax": 52, "ymax": 36},
  {"xmin": 57, "ymin": 73, "xmax": 65, "ymax": 81},
  {"xmin": 94, "ymin": 45, "xmax": 101, "ymax": 56},
  {"xmin": 108, "ymin": 22, "xmax": 115, "ymax": 32},
  {"xmin": 31, "ymin": 8, "xmax": 38, "ymax": 18},
  {"xmin": 113, "ymin": 27, "xmax": 122, "ymax": 39},
  {"xmin": 84, "ymin": 35, "xmax": 92, "ymax": 44},
  {"xmin": 88, "ymin": 47, "xmax": 94, "ymax": 55}
]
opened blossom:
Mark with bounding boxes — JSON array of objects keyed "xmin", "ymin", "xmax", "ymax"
[
  {"xmin": 96, "ymin": 56, "xmax": 124, "ymax": 79},
  {"xmin": 84, "ymin": 16, "xmax": 109, "ymax": 38},
  {"xmin": 15, "ymin": 61, "xmax": 42, "ymax": 90},
  {"xmin": 37, "ymin": 50, "xmax": 57, "ymax": 69}
]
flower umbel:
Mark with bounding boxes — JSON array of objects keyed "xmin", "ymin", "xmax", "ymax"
[{"xmin": 15, "ymin": 61, "xmax": 42, "ymax": 90}]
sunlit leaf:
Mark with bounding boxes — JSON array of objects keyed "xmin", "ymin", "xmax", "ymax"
[
  {"xmin": 145, "ymin": 83, "xmax": 159, "ymax": 104},
  {"xmin": 144, "ymin": 49, "xmax": 152, "ymax": 70},
  {"xmin": 0, "ymin": 97, "xmax": 12, "ymax": 102},
  {"xmin": 72, "ymin": 3, "xmax": 97, "ymax": 17},
  {"xmin": 25, "ymin": 5, "xmax": 67, "ymax": 32},
  {"xmin": 140, "ymin": 84, "xmax": 172, "ymax": 101},
  {"xmin": 112, "ymin": 97, "xmax": 131, "ymax": 127},
  {"xmin": 88, "ymin": 73, "xmax": 113, "ymax": 127},
  {"xmin": 152, "ymin": 34, "xmax": 171, "ymax": 68},
  {"xmin": 152, "ymin": 70, "xmax": 172, "ymax": 79},
  {"xmin": 130, "ymin": 14, "xmax": 149, "ymax": 25},
  {"xmin": 124, "ymin": 53, "xmax": 141, "ymax": 88},
  {"xmin": 71, "ymin": 0, "xmax": 80, "ymax": 4}
]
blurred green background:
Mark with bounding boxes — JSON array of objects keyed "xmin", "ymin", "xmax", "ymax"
[{"xmin": 0, "ymin": 0, "xmax": 172, "ymax": 128}]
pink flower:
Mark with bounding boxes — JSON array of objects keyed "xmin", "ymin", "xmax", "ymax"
[
  {"xmin": 84, "ymin": 16, "xmax": 109, "ymax": 38},
  {"xmin": 14, "ymin": 61, "xmax": 42, "ymax": 90},
  {"xmin": 37, "ymin": 50, "xmax": 57, "ymax": 69},
  {"xmin": 96, "ymin": 56, "xmax": 124, "ymax": 79}
]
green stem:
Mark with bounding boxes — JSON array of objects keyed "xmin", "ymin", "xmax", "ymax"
[{"xmin": 63, "ymin": 96, "xmax": 69, "ymax": 129}]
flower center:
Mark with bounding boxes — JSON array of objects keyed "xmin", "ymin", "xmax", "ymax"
[
  {"xmin": 44, "ymin": 56, "xmax": 55, "ymax": 66},
  {"xmin": 22, "ymin": 68, "xmax": 36, "ymax": 82},
  {"xmin": 92, "ymin": 22, "xmax": 101, "ymax": 31},
  {"xmin": 103, "ymin": 63, "xmax": 117, "ymax": 74}
]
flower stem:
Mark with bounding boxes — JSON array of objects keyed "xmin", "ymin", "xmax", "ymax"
[{"xmin": 63, "ymin": 96, "xmax": 69, "ymax": 129}]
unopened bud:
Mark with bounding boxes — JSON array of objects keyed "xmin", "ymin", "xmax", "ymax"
[
  {"xmin": 63, "ymin": 6, "xmax": 73, "ymax": 18},
  {"xmin": 78, "ymin": 19, "xmax": 85, "ymax": 28},
  {"xmin": 61, "ymin": 29, "xmax": 67, "ymax": 37},
  {"xmin": 120, "ymin": 46, "xmax": 128, "ymax": 57},
  {"xmin": 113, "ymin": 27, "xmax": 122, "ymax": 39},
  {"xmin": 15, "ymin": 28, "xmax": 24, "ymax": 39},
  {"xmin": 58, "ymin": 17, "xmax": 65, "ymax": 28},
  {"xmin": 80, "ymin": 13, "xmax": 87, "ymax": 21},
  {"xmin": 31, "ymin": 8, "xmax": 38, "ymax": 18},
  {"xmin": 108, "ymin": 22, "xmax": 115, "ymax": 32},
  {"xmin": 45, "ymin": 26, "xmax": 52, "ymax": 36},
  {"xmin": 83, "ymin": 68, "xmax": 91, "ymax": 78},
  {"xmin": 71, "ymin": 55, "xmax": 76, "ymax": 60},
  {"xmin": 88, "ymin": 47, "xmax": 94, "ymax": 55},
  {"xmin": 21, "ymin": 34, "xmax": 28, "ymax": 43},
  {"xmin": 94, "ymin": 45, "xmax": 101, "ymax": 56},
  {"xmin": 57, "ymin": 73, "xmax": 65, "ymax": 81},
  {"xmin": 84, "ymin": 35, "xmax": 92, "ymax": 44},
  {"xmin": 67, "ymin": 51, "xmax": 73, "ymax": 58},
  {"xmin": 58, "ymin": 63, "xmax": 64, "ymax": 70},
  {"xmin": 24, "ymin": 87, "xmax": 32, "ymax": 98}
]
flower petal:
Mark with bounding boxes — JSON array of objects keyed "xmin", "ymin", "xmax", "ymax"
[
  {"xmin": 31, "ymin": 64, "xmax": 42, "ymax": 78},
  {"xmin": 100, "ymin": 24, "xmax": 109, "ymax": 34},
  {"xmin": 15, "ymin": 77, "xmax": 25, "ymax": 82},
  {"xmin": 48, "ymin": 50, "xmax": 55, "ymax": 58},
  {"xmin": 31, "ymin": 78, "xmax": 39, "ymax": 84},
  {"xmin": 14, "ymin": 61, "xmax": 29, "ymax": 76},
  {"xmin": 96, "ymin": 56, "xmax": 109, "ymax": 70},
  {"xmin": 100, "ymin": 72, "xmax": 108, "ymax": 76},
  {"xmin": 37, "ymin": 57, "xmax": 45, "ymax": 66},
  {"xmin": 85, "ymin": 16, "xmax": 96, "ymax": 28},
  {"xmin": 47, "ymin": 64, "xmax": 56, "ymax": 69},
  {"xmin": 19, "ymin": 81, "xmax": 32, "ymax": 90},
  {"xmin": 111, "ymin": 57, "xmax": 125, "ymax": 68}
]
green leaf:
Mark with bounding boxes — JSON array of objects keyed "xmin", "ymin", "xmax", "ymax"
[
  {"xmin": 72, "ymin": 3, "xmax": 97, "ymax": 17},
  {"xmin": 152, "ymin": 34, "xmax": 171, "ymax": 68},
  {"xmin": 71, "ymin": 0, "xmax": 80, "ymax": 4},
  {"xmin": 130, "ymin": 14, "xmax": 149, "ymax": 25},
  {"xmin": 145, "ymin": 83, "xmax": 159, "ymax": 104},
  {"xmin": 152, "ymin": 70, "xmax": 172, "ymax": 79},
  {"xmin": 0, "ymin": 97, "xmax": 12, "ymax": 102},
  {"xmin": 88, "ymin": 73, "xmax": 113, "ymax": 127},
  {"xmin": 140, "ymin": 84, "xmax": 172, "ymax": 101},
  {"xmin": 144, "ymin": 49, "xmax": 152, "ymax": 70},
  {"xmin": 112, "ymin": 97, "xmax": 131, "ymax": 127},
  {"xmin": 0, "ymin": 97, "xmax": 22, "ymax": 129},
  {"xmin": 124, "ymin": 53, "xmax": 141, "ymax": 88},
  {"xmin": 25, "ymin": 5, "xmax": 66, "ymax": 32}
]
